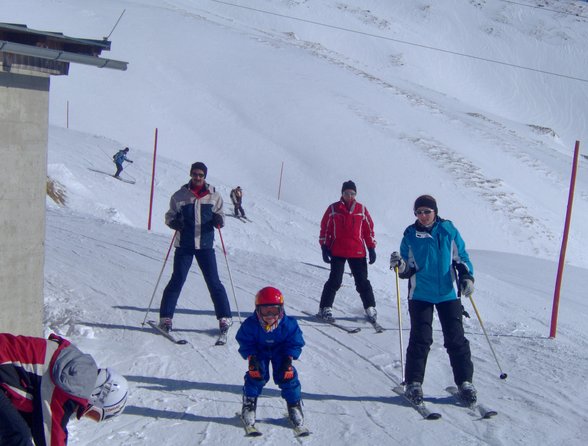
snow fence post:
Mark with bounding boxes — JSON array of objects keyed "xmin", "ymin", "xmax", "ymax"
[{"xmin": 550, "ymin": 140, "xmax": 580, "ymax": 338}]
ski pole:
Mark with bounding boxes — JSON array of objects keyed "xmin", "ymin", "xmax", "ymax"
[
  {"xmin": 217, "ymin": 226, "xmax": 242, "ymax": 323},
  {"xmin": 122, "ymin": 162, "xmax": 136, "ymax": 182},
  {"xmin": 467, "ymin": 294, "xmax": 508, "ymax": 380},
  {"xmin": 394, "ymin": 266, "xmax": 405, "ymax": 384},
  {"xmin": 141, "ymin": 232, "xmax": 176, "ymax": 326}
]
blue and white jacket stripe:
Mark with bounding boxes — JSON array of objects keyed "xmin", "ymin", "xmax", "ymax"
[{"xmin": 165, "ymin": 182, "xmax": 224, "ymax": 250}]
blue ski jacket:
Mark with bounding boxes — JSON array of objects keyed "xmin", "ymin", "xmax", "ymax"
[
  {"xmin": 113, "ymin": 150, "xmax": 131, "ymax": 165},
  {"xmin": 399, "ymin": 217, "xmax": 473, "ymax": 304},
  {"xmin": 236, "ymin": 313, "xmax": 305, "ymax": 361}
]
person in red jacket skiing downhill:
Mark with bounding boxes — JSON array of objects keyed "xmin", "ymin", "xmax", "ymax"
[
  {"xmin": 0, "ymin": 333, "xmax": 128, "ymax": 446},
  {"xmin": 317, "ymin": 180, "xmax": 378, "ymax": 323}
]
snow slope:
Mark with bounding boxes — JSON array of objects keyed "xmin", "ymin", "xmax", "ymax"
[
  {"xmin": 2, "ymin": 0, "xmax": 588, "ymax": 444},
  {"xmin": 44, "ymin": 128, "xmax": 588, "ymax": 445}
]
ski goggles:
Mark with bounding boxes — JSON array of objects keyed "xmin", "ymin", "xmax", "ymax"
[
  {"xmin": 258, "ymin": 305, "xmax": 282, "ymax": 317},
  {"xmin": 80, "ymin": 404, "xmax": 105, "ymax": 422}
]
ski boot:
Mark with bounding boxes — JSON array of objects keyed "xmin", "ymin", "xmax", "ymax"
[
  {"xmin": 365, "ymin": 306, "xmax": 377, "ymax": 324},
  {"xmin": 404, "ymin": 382, "xmax": 424, "ymax": 405},
  {"xmin": 241, "ymin": 396, "xmax": 257, "ymax": 427},
  {"xmin": 317, "ymin": 307, "xmax": 335, "ymax": 323},
  {"xmin": 287, "ymin": 401, "xmax": 304, "ymax": 428},
  {"xmin": 158, "ymin": 317, "xmax": 173, "ymax": 333},
  {"xmin": 458, "ymin": 381, "xmax": 477, "ymax": 404},
  {"xmin": 219, "ymin": 317, "xmax": 233, "ymax": 335}
]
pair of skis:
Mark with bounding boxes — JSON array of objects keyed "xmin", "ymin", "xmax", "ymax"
[
  {"xmin": 229, "ymin": 215, "xmax": 252, "ymax": 223},
  {"xmin": 237, "ymin": 413, "xmax": 310, "ymax": 438},
  {"xmin": 393, "ymin": 385, "xmax": 498, "ymax": 420},
  {"xmin": 301, "ymin": 310, "xmax": 384, "ymax": 334},
  {"xmin": 146, "ymin": 320, "xmax": 227, "ymax": 346}
]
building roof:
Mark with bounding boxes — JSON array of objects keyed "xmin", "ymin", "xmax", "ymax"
[{"xmin": 0, "ymin": 23, "xmax": 128, "ymax": 72}]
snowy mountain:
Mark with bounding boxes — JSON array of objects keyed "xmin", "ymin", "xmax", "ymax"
[{"xmin": 4, "ymin": 0, "xmax": 588, "ymax": 444}]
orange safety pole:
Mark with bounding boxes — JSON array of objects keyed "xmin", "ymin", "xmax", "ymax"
[
  {"xmin": 148, "ymin": 128, "xmax": 158, "ymax": 231},
  {"xmin": 550, "ymin": 140, "xmax": 580, "ymax": 338}
]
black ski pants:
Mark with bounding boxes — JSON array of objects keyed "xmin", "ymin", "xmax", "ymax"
[
  {"xmin": 319, "ymin": 256, "xmax": 375, "ymax": 310},
  {"xmin": 233, "ymin": 204, "xmax": 245, "ymax": 217},
  {"xmin": 0, "ymin": 391, "xmax": 33, "ymax": 446},
  {"xmin": 405, "ymin": 299, "xmax": 474, "ymax": 386}
]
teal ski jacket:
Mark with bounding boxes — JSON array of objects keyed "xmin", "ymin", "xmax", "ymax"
[{"xmin": 399, "ymin": 217, "xmax": 473, "ymax": 304}]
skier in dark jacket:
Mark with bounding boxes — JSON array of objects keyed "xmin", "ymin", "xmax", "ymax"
[
  {"xmin": 158, "ymin": 162, "xmax": 232, "ymax": 336},
  {"xmin": 236, "ymin": 287, "xmax": 306, "ymax": 430},
  {"xmin": 0, "ymin": 333, "xmax": 128, "ymax": 446},
  {"xmin": 230, "ymin": 186, "xmax": 246, "ymax": 218},
  {"xmin": 390, "ymin": 195, "xmax": 477, "ymax": 405},
  {"xmin": 112, "ymin": 147, "xmax": 133, "ymax": 178}
]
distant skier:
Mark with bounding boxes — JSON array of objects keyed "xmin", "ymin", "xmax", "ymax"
[
  {"xmin": 318, "ymin": 180, "xmax": 378, "ymax": 324},
  {"xmin": 390, "ymin": 194, "xmax": 477, "ymax": 405},
  {"xmin": 158, "ymin": 162, "xmax": 233, "ymax": 337},
  {"xmin": 0, "ymin": 333, "xmax": 129, "ymax": 446},
  {"xmin": 230, "ymin": 186, "xmax": 246, "ymax": 218},
  {"xmin": 112, "ymin": 147, "xmax": 133, "ymax": 178},
  {"xmin": 236, "ymin": 287, "xmax": 306, "ymax": 431}
]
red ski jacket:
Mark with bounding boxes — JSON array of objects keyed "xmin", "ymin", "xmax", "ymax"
[
  {"xmin": 0, "ymin": 333, "xmax": 97, "ymax": 446},
  {"xmin": 319, "ymin": 199, "xmax": 376, "ymax": 258}
]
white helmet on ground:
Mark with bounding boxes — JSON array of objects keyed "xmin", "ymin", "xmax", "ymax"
[{"xmin": 84, "ymin": 368, "xmax": 129, "ymax": 422}]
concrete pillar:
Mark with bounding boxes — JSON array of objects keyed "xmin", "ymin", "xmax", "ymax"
[{"xmin": 0, "ymin": 71, "xmax": 50, "ymax": 336}]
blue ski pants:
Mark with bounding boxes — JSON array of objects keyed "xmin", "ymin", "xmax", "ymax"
[
  {"xmin": 159, "ymin": 248, "xmax": 231, "ymax": 320},
  {"xmin": 243, "ymin": 356, "xmax": 301, "ymax": 404}
]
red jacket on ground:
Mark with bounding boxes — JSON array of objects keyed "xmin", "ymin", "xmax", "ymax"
[{"xmin": 319, "ymin": 199, "xmax": 376, "ymax": 258}]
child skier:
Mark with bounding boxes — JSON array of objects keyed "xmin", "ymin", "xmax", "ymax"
[{"xmin": 236, "ymin": 287, "xmax": 306, "ymax": 431}]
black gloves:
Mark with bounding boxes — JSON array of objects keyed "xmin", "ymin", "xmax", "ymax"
[
  {"xmin": 247, "ymin": 356, "xmax": 263, "ymax": 380},
  {"xmin": 212, "ymin": 213, "xmax": 224, "ymax": 228},
  {"xmin": 368, "ymin": 248, "xmax": 376, "ymax": 265},
  {"xmin": 168, "ymin": 212, "xmax": 184, "ymax": 231},
  {"xmin": 459, "ymin": 274, "xmax": 475, "ymax": 297},
  {"xmin": 454, "ymin": 262, "xmax": 475, "ymax": 297},
  {"xmin": 279, "ymin": 356, "xmax": 294, "ymax": 381},
  {"xmin": 321, "ymin": 245, "xmax": 331, "ymax": 264}
]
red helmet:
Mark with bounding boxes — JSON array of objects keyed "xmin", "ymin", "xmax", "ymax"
[
  {"xmin": 255, "ymin": 287, "xmax": 284, "ymax": 306},
  {"xmin": 255, "ymin": 287, "xmax": 285, "ymax": 332}
]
